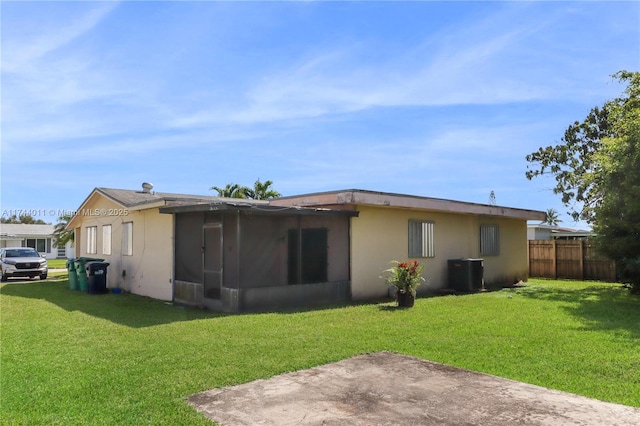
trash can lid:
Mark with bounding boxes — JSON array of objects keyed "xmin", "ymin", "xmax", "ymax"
[
  {"xmin": 77, "ymin": 257, "xmax": 105, "ymax": 262},
  {"xmin": 86, "ymin": 261, "xmax": 110, "ymax": 270}
]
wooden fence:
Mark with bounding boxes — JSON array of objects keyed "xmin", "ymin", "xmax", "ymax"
[{"xmin": 528, "ymin": 240, "xmax": 617, "ymax": 282}]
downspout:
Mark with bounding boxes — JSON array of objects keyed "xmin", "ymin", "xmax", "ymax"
[
  {"xmin": 170, "ymin": 213, "xmax": 176, "ymax": 303},
  {"xmin": 236, "ymin": 210, "xmax": 240, "ymax": 289},
  {"xmin": 297, "ymin": 215, "xmax": 302, "ymax": 284}
]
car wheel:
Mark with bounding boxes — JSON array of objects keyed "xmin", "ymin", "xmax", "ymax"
[
  {"xmin": 1, "ymin": 272, "xmax": 7, "ymax": 282},
  {"xmin": 40, "ymin": 274, "xmax": 48, "ymax": 280}
]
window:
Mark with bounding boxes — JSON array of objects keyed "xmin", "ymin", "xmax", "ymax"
[
  {"xmin": 86, "ymin": 226, "xmax": 97, "ymax": 254},
  {"xmin": 288, "ymin": 228, "xmax": 328, "ymax": 284},
  {"xmin": 102, "ymin": 225, "xmax": 112, "ymax": 255},
  {"xmin": 26, "ymin": 238, "xmax": 51, "ymax": 253},
  {"xmin": 122, "ymin": 222, "xmax": 133, "ymax": 256},
  {"xmin": 408, "ymin": 220, "xmax": 435, "ymax": 258},
  {"xmin": 480, "ymin": 225, "xmax": 500, "ymax": 256}
]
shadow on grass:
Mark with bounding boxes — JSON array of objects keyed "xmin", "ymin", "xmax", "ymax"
[
  {"xmin": 377, "ymin": 305, "xmax": 413, "ymax": 311},
  {"xmin": 1, "ymin": 280, "xmax": 364, "ymax": 326},
  {"xmin": 1, "ymin": 280, "xmax": 223, "ymax": 328},
  {"xmin": 515, "ymin": 283, "xmax": 640, "ymax": 338}
]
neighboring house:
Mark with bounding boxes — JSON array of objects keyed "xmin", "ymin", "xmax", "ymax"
[
  {"xmin": 0, "ymin": 223, "xmax": 72, "ymax": 259},
  {"xmin": 527, "ymin": 224, "xmax": 592, "ymax": 240},
  {"xmin": 272, "ymin": 190, "xmax": 546, "ymax": 299},
  {"xmin": 68, "ymin": 185, "xmax": 545, "ymax": 311}
]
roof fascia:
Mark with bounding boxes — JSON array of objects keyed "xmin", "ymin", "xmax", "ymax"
[
  {"xmin": 273, "ymin": 190, "xmax": 546, "ymax": 221},
  {"xmin": 66, "ymin": 188, "xmax": 128, "ymax": 230},
  {"xmin": 159, "ymin": 202, "xmax": 358, "ymax": 217}
]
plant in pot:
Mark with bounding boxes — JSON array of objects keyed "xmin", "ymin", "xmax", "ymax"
[{"xmin": 383, "ymin": 260, "xmax": 425, "ymax": 307}]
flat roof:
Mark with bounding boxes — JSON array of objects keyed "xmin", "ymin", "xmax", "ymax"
[{"xmin": 272, "ymin": 189, "xmax": 546, "ymax": 221}]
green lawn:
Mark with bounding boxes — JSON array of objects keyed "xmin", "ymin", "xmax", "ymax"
[
  {"xmin": 46, "ymin": 259, "xmax": 68, "ymax": 269},
  {"xmin": 1, "ymin": 279, "xmax": 639, "ymax": 425}
]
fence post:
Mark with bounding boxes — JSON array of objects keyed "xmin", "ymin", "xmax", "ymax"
[
  {"xmin": 579, "ymin": 240, "xmax": 584, "ymax": 280},
  {"xmin": 552, "ymin": 239, "xmax": 557, "ymax": 279}
]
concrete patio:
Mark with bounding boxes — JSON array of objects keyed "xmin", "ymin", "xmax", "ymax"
[{"xmin": 188, "ymin": 351, "xmax": 640, "ymax": 425}]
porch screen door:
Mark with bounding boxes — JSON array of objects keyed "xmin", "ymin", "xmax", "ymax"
[{"xmin": 203, "ymin": 224, "xmax": 222, "ymax": 300}]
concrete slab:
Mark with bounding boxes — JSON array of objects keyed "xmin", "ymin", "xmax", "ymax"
[{"xmin": 188, "ymin": 352, "xmax": 640, "ymax": 425}]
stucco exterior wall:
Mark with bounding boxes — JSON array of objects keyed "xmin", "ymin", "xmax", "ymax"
[
  {"xmin": 72, "ymin": 196, "xmax": 173, "ymax": 301},
  {"xmin": 350, "ymin": 205, "xmax": 529, "ymax": 300}
]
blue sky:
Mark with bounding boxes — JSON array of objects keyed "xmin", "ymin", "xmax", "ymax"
[{"xmin": 1, "ymin": 1, "xmax": 639, "ymax": 228}]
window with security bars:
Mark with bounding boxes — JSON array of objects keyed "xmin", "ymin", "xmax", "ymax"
[
  {"xmin": 480, "ymin": 225, "xmax": 500, "ymax": 256},
  {"xmin": 408, "ymin": 220, "xmax": 435, "ymax": 258}
]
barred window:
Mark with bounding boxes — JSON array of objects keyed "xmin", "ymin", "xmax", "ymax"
[
  {"xmin": 480, "ymin": 225, "xmax": 500, "ymax": 256},
  {"xmin": 408, "ymin": 220, "xmax": 435, "ymax": 258}
]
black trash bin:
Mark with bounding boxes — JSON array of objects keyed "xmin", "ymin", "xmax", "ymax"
[
  {"xmin": 448, "ymin": 258, "xmax": 484, "ymax": 292},
  {"xmin": 86, "ymin": 261, "xmax": 110, "ymax": 294}
]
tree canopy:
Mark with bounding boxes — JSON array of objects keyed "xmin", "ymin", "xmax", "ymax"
[
  {"xmin": 210, "ymin": 183, "xmax": 248, "ymax": 199},
  {"xmin": 0, "ymin": 214, "xmax": 47, "ymax": 224},
  {"xmin": 210, "ymin": 179, "xmax": 281, "ymax": 200},
  {"xmin": 245, "ymin": 179, "xmax": 281, "ymax": 200},
  {"xmin": 526, "ymin": 70, "xmax": 640, "ymax": 292},
  {"xmin": 541, "ymin": 208, "xmax": 562, "ymax": 226},
  {"xmin": 52, "ymin": 215, "xmax": 74, "ymax": 248}
]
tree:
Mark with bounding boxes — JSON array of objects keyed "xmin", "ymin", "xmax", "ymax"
[
  {"xmin": 211, "ymin": 179, "xmax": 281, "ymax": 200},
  {"xmin": 541, "ymin": 208, "xmax": 562, "ymax": 226},
  {"xmin": 246, "ymin": 179, "xmax": 281, "ymax": 200},
  {"xmin": 0, "ymin": 214, "xmax": 47, "ymax": 224},
  {"xmin": 52, "ymin": 215, "xmax": 74, "ymax": 248},
  {"xmin": 526, "ymin": 70, "xmax": 640, "ymax": 293},
  {"xmin": 589, "ymin": 74, "xmax": 640, "ymax": 293},
  {"xmin": 210, "ymin": 183, "xmax": 249, "ymax": 198}
]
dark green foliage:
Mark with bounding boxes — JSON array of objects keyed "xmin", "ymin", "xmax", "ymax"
[
  {"xmin": 211, "ymin": 179, "xmax": 281, "ymax": 200},
  {"xmin": 542, "ymin": 208, "xmax": 562, "ymax": 226},
  {"xmin": 526, "ymin": 71, "xmax": 640, "ymax": 293},
  {"xmin": 0, "ymin": 214, "xmax": 47, "ymax": 224},
  {"xmin": 526, "ymin": 106, "xmax": 611, "ymax": 222},
  {"xmin": 52, "ymin": 215, "xmax": 74, "ymax": 248},
  {"xmin": 210, "ymin": 183, "xmax": 249, "ymax": 198},
  {"xmin": 245, "ymin": 179, "xmax": 281, "ymax": 200}
]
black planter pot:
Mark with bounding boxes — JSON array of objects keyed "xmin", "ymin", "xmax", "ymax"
[{"xmin": 397, "ymin": 291, "xmax": 415, "ymax": 308}]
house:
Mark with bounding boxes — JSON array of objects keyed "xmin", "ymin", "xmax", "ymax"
[
  {"xmin": 67, "ymin": 185, "xmax": 545, "ymax": 311},
  {"xmin": 0, "ymin": 223, "xmax": 73, "ymax": 259},
  {"xmin": 159, "ymin": 201, "xmax": 356, "ymax": 312},
  {"xmin": 527, "ymin": 224, "xmax": 592, "ymax": 240},
  {"xmin": 66, "ymin": 185, "xmax": 224, "ymax": 302},
  {"xmin": 271, "ymin": 190, "xmax": 546, "ymax": 298}
]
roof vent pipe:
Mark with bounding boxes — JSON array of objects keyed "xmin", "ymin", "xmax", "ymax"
[{"xmin": 142, "ymin": 182, "xmax": 154, "ymax": 193}]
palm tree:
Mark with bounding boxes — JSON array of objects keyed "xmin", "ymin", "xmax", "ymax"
[
  {"xmin": 52, "ymin": 215, "xmax": 74, "ymax": 248},
  {"xmin": 246, "ymin": 179, "xmax": 281, "ymax": 200},
  {"xmin": 542, "ymin": 208, "xmax": 562, "ymax": 226},
  {"xmin": 210, "ymin": 183, "xmax": 249, "ymax": 198}
]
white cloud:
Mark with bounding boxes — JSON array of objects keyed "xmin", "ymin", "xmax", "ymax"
[
  {"xmin": 2, "ymin": 3, "xmax": 119, "ymax": 73},
  {"xmin": 167, "ymin": 4, "xmax": 604, "ymax": 130}
]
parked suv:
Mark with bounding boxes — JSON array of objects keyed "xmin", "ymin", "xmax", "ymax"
[{"xmin": 0, "ymin": 247, "xmax": 48, "ymax": 281}]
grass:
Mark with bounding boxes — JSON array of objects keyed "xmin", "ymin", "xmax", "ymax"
[
  {"xmin": 46, "ymin": 259, "xmax": 68, "ymax": 269},
  {"xmin": 1, "ymin": 279, "xmax": 639, "ymax": 425}
]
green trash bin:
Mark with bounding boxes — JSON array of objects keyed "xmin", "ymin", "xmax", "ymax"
[
  {"xmin": 67, "ymin": 259, "xmax": 78, "ymax": 290},
  {"xmin": 75, "ymin": 257, "xmax": 104, "ymax": 292}
]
